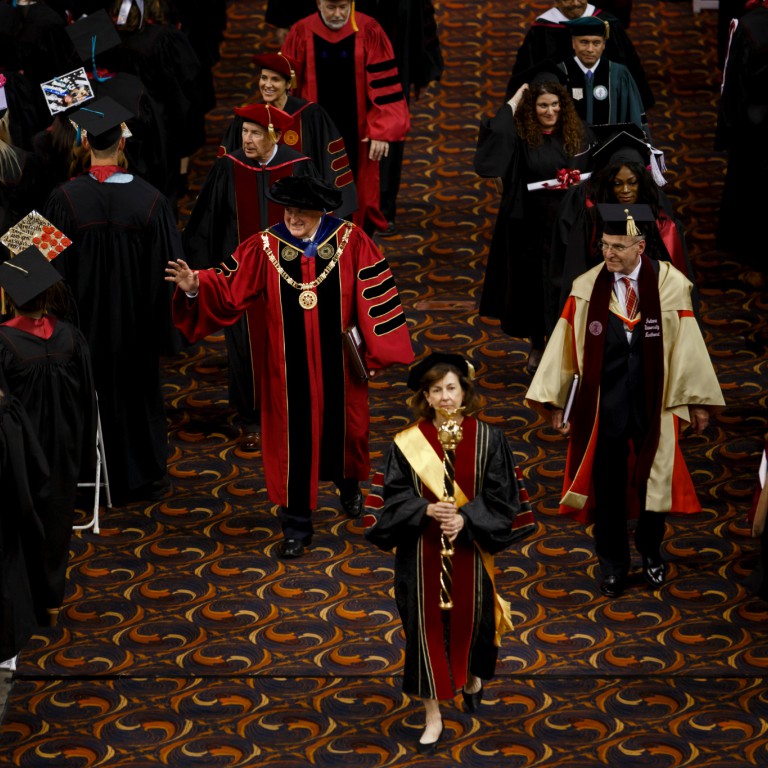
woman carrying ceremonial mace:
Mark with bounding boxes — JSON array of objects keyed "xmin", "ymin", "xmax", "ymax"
[{"xmin": 365, "ymin": 352, "xmax": 536, "ymax": 754}]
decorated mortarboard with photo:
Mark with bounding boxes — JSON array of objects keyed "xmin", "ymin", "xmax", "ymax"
[
  {"xmin": 40, "ymin": 68, "xmax": 95, "ymax": 116},
  {"xmin": 1, "ymin": 211, "xmax": 72, "ymax": 260}
]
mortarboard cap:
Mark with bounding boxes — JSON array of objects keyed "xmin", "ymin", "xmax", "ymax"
[
  {"xmin": 505, "ymin": 59, "xmax": 567, "ymax": 100},
  {"xmin": 597, "ymin": 203, "xmax": 655, "ymax": 237},
  {"xmin": 65, "ymin": 9, "xmax": 122, "ymax": 62},
  {"xmin": 266, "ymin": 176, "xmax": 343, "ymax": 212},
  {"xmin": 252, "ymin": 52, "xmax": 298, "ymax": 90},
  {"xmin": 70, "ymin": 96, "xmax": 133, "ymax": 150},
  {"xmin": 234, "ymin": 103, "xmax": 293, "ymax": 142},
  {"xmin": 0, "ymin": 246, "xmax": 62, "ymax": 307},
  {"xmin": 591, "ymin": 124, "xmax": 667, "ymax": 185},
  {"xmin": 406, "ymin": 352, "xmax": 475, "ymax": 392},
  {"xmin": 565, "ymin": 16, "xmax": 610, "ymax": 37},
  {"xmin": 592, "ymin": 128, "xmax": 650, "ymax": 169}
]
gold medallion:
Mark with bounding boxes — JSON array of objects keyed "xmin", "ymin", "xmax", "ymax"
[
  {"xmin": 282, "ymin": 246, "xmax": 299, "ymax": 261},
  {"xmin": 299, "ymin": 290, "xmax": 317, "ymax": 309},
  {"xmin": 284, "ymin": 130, "xmax": 299, "ymax": 146},
  {"xmin": 318, "ymin": 243, "xmax": 335, "ymax": 260}
]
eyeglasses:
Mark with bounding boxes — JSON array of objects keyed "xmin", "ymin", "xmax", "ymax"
[{"xmin": 598, "ymin": 240, "xmax": 640, "ymax": 254}]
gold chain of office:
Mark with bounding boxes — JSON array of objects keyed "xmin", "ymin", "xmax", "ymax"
[{"xmin": 262, "ymin": 224, "xmax": 352, "ymax": 310}]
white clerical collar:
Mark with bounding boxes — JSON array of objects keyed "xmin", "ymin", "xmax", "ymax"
[
  {"xmin": 259, "ymin": 144, "xmax": 279, "ymax": 166},
  {"xmin": 573, "ymin": 57, "xmax": 601, "ymax": 76},
  {"xmin": 538, "ymin": 4, "xmax": 597, "ymax": 23}
]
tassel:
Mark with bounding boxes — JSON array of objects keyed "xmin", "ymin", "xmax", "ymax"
[
  {"xmin": 350, "ymin": 1, "xmax": 358, "ymax": 31},
  {"xmin": 649, "ymin": 149, "xmax": 667, "ymax": 187},
  {"xmin": 265, "ymin": 105, "xmax": 277, "ymax": 142},
  {"xmin": 625, "ymin": 208, "xmax": 640, "ymax": 237}
]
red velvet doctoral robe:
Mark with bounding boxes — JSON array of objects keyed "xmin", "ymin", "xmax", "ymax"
[
  {"xmin": 173, "ymin": 218, "xmax": 414, "ymax": 510},
  {"xmin": 283, "ymin": 10, "xmax": 410, "ymax": 232}
]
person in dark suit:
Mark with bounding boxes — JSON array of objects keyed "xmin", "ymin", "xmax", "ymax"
[{"xmin": 526, "ymin": 205, "xmax": 724, "ymax": 598}]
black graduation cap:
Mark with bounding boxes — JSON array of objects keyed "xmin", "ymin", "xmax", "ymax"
[
  {"xmin": 597, "ymin": 204, "xmax": 655, "ymax": 237},
  {"xmin": 0, "ymin": 246, "xmax": 62, "ymax": 308},
  {"xmin": 70, "ymin": 96, "xmax": 133, "ymax": 150},
  {"xmin": 406, "ymin": 352, "xmax": 475, "ymax": 392},
  {"xmin": 266, "ymin": 176, "xmax": 343, "ymax": 212},
  {"xmin": 505, "ymin": 59, "xmax": 568, "ymax": 100},
  {"xmin": 564, "ymin": 16, "xmax": 610, "ymax": 37},
  {"xmin": 592, "ymin": 128, "xmax": 651, "ymax": 169},
  {"xmin": 66, "ymin": 9, "xmax": 122, "ymax": 62}
]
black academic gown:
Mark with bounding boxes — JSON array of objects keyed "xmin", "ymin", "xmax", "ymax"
[
  {"xmin": 715, "ymin": 4, "xmax": 768, "ymax": 260},
  {"xmin": 0, "ymin": 1, "xmax": 72, "ymax": 85},
  {"xmin": 0, "ymin": 390, "xmax": 49, "ymax": 661},
  {"xmin": 0, "ymin": 67, "xmax": 51, "ymax": 152},
  {"xmin": 43, "ymin": 171, "xmax": 182, "ymax": 501},
  {"xmin": 475, "ymin": 103, "xmax": 592, "ymax": 340},
  {"xmin": 104, "ymin": 20, "xmax": 208, "ymax": 192},
  {"xmin": 0, "ymin": 317, "xmax": 95, "ymax": 613},
  {"xmin": 183, "ymin": 145, "xmax": 319, "ymax": 421}
]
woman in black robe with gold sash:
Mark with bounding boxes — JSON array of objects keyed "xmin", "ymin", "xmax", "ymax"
[{"xmin": 365, "ymin": 353, "xmax": 535, "ymax": 754}]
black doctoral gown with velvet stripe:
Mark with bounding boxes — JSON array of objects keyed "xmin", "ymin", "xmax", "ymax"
[{"xmin": 366, "ymin": 418, "xmax": 535, "ymax": 699}]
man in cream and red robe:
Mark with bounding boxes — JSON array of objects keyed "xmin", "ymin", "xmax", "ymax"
[
  {"xmin": 526, "ymin": 205, "xmax": 724, "ymax": 598},
  {"xmin": 282, "ymin": 0, "xmax": 410, "ymax": 234},
  {"xmin": 169, "ymin": 177, "xmax": 414, "ymax": 559}
]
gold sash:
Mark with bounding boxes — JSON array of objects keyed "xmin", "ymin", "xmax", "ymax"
[{"xmin": 394, "ymin": 424, "xmax": 514, "ymax": 645}]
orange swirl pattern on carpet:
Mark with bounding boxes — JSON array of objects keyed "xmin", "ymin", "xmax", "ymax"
[{"xmin": 1, "ymin": 1, "xmax": 768, "ymax": 766}]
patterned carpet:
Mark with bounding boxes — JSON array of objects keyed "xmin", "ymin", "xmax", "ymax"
[{"xmin": 2, "ymin": 1, "xmax": 768, "ymax": 766}]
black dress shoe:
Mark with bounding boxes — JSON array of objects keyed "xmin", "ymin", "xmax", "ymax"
[
  {"xmin": 340, "ymin": 491, "xmax": 364, "ymax": 519},
  {"xmin": 239, "ymin": 431, "xmax": 261, "ymax": 452},
  {"xmin": 416, "ymin": 723, "xmax": 443, "ymax": 755},
  {"xmin": 379, "ymin": 221, "xmax": 397, "ymax": 237},
  {"xmin": 278, "ymin": 538, "xmax": 309, "ymax": 558},
  {"xmin": 642, "ymin": 555, "xmax": 666, "ymax": 588},
  {"xmin": 462, "ymin": 682, "xmax": 483, "ymax": 712},
  {"xmin": 599, "ymin": 574, "xmax": 626, "ymax": 598}
]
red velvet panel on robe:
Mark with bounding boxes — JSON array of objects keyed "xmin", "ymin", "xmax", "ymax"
[
  {"xmin": 173, "ymin": 219, "xmax": 414, "ymax": 509},
  {"xmin": 283, "ymin": 11, "xmax": 410, "ymax": 231},
  {"xmin": 229, "ymin": 151, "xmax": 313, "ymax": 409}
]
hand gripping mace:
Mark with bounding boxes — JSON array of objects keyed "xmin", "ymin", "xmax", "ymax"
[{"xmin": 436, "ymin": 407, "xmax": 464, "ymax": 611}]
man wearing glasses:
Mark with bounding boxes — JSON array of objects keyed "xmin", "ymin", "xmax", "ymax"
[{"xmin": 526, "ymin": 204, "xmax": 724, "ymax": 598}]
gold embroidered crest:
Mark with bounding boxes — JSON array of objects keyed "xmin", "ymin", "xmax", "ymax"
[{"xmin": 318, "ymin": 244, "xmax": 335, "ymax": 260}]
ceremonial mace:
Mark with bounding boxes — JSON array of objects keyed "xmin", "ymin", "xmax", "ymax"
[{"xmin": 436, "ymin": 406, "xmax": 464, "ymax": 611}]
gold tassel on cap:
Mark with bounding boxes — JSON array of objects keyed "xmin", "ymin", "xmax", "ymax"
[
  {"xmin": 624, "ymin": 208, "xmax": 640, "ymax": 237},
  {"xmin": 265, "ymin": 105, "xmax": 277, "ymax": 142},
  {"xmin": 603, "ymin": 19, "xmax": 610, "ymax": 39},
  {"xmin": 277, "ymin": 52, "xmax": 297, "ymax": 90},
  {"xmin": 351, "ymin": 1, "xmax": 358, "ymax": 32}
]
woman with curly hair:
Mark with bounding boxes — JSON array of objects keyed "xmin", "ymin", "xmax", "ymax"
[
  {"xmin": 547, "ymin": 129, "xmax": 697, "ymax": 334},
  {"xmin": 475, "ymin": 71, "xmax": 592, "ymax": 374}
]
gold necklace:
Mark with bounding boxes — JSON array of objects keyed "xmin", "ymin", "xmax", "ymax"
[{"xmin": 262, "ymin": 224, "xmax": 352, "ymax": 310}]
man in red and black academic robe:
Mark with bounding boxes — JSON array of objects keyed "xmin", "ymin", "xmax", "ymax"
[
  {"xmin": 183, "ymin": 103, "xmax": 320, "ymax": 451},
  {"xmin": 218, "ymin": 51, "xmax": 357, "ymax": 221},
  {"xmin": 168, "ymin": 176, "xmax": 414, "ymax": 558},
  {"xmin": 283, "ymin": 0, "xmax": 410, "ymax": 234}
]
